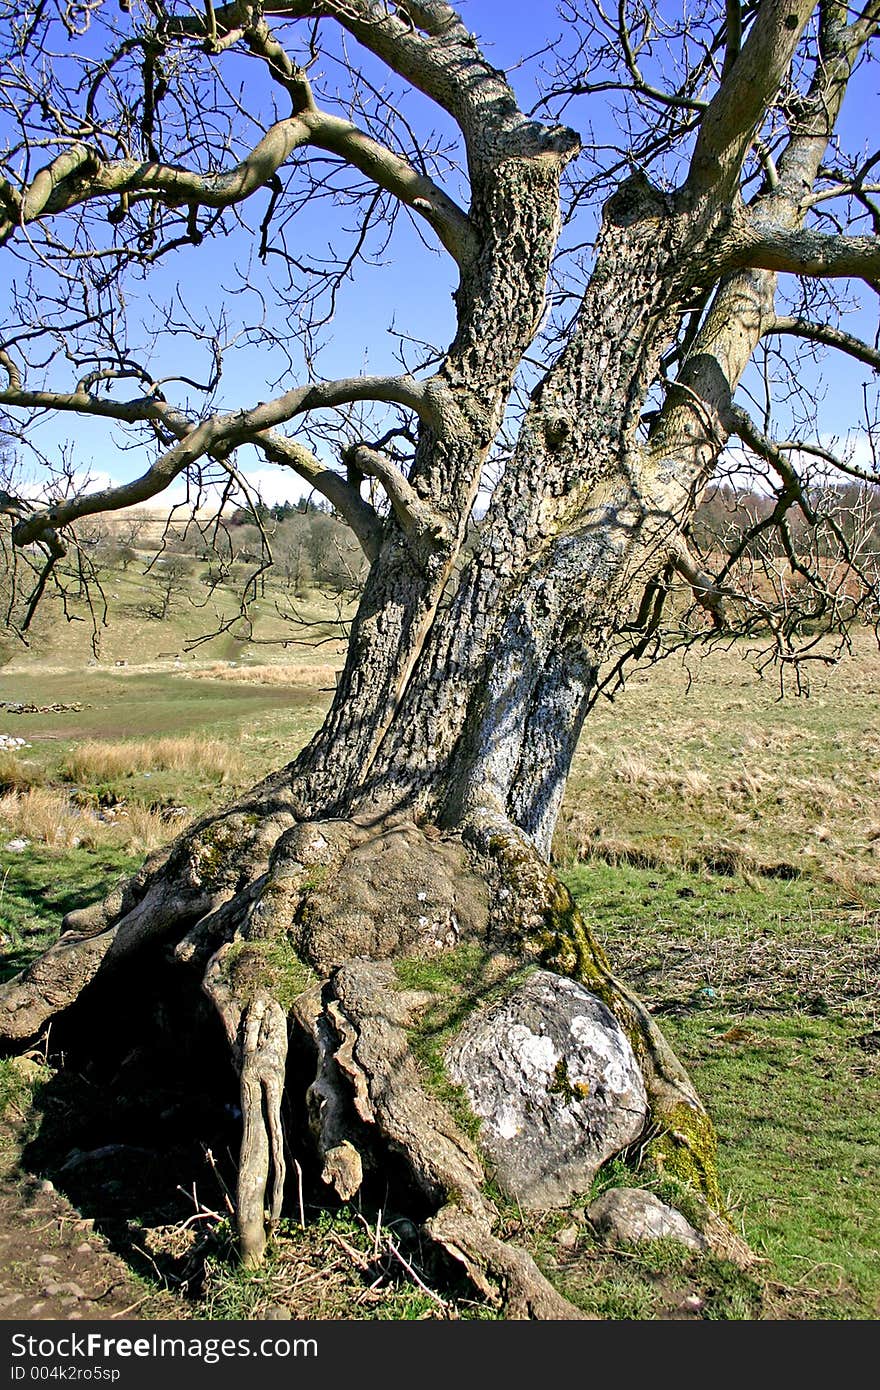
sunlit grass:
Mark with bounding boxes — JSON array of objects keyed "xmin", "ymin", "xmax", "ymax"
[{"xmin": 61, "ymin": 736, "xmax": 240, "ymax": 785}]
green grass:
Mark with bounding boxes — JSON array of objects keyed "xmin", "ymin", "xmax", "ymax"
[
  {"xmin": 1, "ymin": 567, "xmax": 879, "ymax": 1318},
  {"xmin": 662, "ymin": 1010, "xmax": 880, "ymax": 1317},
  {"xmin": 0, "ymin": 844, "xmax": 141, "ymax": 980},
  {"xmin": 564, "ymin": 858, "xmax": 880, "ymax": 1318},
  {"xmin": 552, "ymin": 1239, "xmax": 766, "ymax": 1320},
  {"xmin": 193, "ymin": 1211, "xmax": 494, "ymax": 1320}
]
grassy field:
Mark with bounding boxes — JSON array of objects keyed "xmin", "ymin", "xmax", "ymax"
[{"xmin": 0, "ymin": 568, "xmax": 877, "ymax": 1319}]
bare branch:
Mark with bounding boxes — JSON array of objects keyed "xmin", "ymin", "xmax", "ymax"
[
  {"xmin": 2, "ymin": 106, "xmax": 474, "ymax": 264},
  {"xmin": 686, "ymin": 0, "xmax": 817, "ymax": 197},
  {"xmin": 765, "ymin": 315, "xmax": 880, "ymax": 371},
  {"xmin": 669, "ymin": 536, "xmax": 729, "ymax": 627},
  {"xmin": 736, "ymin": 224, "xmax": 880, "ymax": 284},
  {"xmin": 256, "ymin": 430, "xmax": 383, "ymax": 561},
  {"xmin": 342, "ymin": 442, "xmax": 450, "ymax": 557}
]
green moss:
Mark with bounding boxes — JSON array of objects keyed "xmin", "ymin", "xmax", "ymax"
[
  {"xmin": 394, "ymin": 939, "xmax": 494, "ymax": 995},
  {"xmin": 548, "ymin": 1055, "xmax": 590, "ymax": 1103},
  {"xmin": 191, "ymin": 813, "xmax": 259, "ymax": 891},
  {"xmin": 299, "ymin": 864, "xmax": 329, "ymax": 895},
  {"xmin": 643, "ymin": 1103, "xmax": 721, "ymax": 1210},
  {"xmin": 224, "ymin": 935, "xmax": 316, "ymax": 1009}
]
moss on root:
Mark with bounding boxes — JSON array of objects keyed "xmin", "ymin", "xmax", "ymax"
[
  {"xmin": 223, "ymin": 936, "xmax": 317, "ymax": 1010},
  {"xmin": 481, "ymin": 826, "xmax": 723, "ymax": 1211},
  {"xmin": 643, "ymin": 1106, "xmax": 721, "ymax": 1209},
  {"xmin": 537, "ymin": 890, "xmax": 722, "ymax": 1207},
  {"xmin": 189, "ymin": 813, "xmax": 260, "ymax": 892}
]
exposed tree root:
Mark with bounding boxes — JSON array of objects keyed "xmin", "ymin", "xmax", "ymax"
[
  {"xmin": 426, "ymin": 1206, "xmax": 590, "ymax": 1319},
  {"xmin": 323, "ymin": 958, "xmax": 587, "ymax": 1318},
  {"xmin": 0, "ymin": 805, "xmax": 295, "ymax": 1043},
  {"xmin": 236, "ymin": 996, "xmax": 289, "ymax": 1268},
  {"xmin": 0, "ymin": 806, "xmax": 737, "ymax": 1313}
]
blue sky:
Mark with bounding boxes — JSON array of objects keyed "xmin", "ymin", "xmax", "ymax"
[{"xmin": 2, "ymin": 1, "xmax": 877, "ymax": 509}]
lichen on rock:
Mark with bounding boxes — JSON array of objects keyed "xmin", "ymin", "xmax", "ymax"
[{"xmin": 445, "ymin": 969, "xmax": 648, "ymax": 1207}]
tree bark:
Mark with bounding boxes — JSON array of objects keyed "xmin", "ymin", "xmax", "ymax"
[{"xmin": 0, "ymin": 187, "xmax": 735, "ymax": 1313}]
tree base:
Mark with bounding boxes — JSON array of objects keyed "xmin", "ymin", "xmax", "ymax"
[{"xmin": 0, "ymin": 804, "xmax": 739, "ymax": 1317}]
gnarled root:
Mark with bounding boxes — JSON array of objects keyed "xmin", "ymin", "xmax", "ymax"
[
  {"xmin": 0, "ymin": 806, "xmax": 736, "ymax": 1308},
  {"xmin": 0, "ymin": 806, "xmax": 295, "ymax": 1044},
  {"xmin": 318, "ymin": 958, "xmax": 587, "ymax": 1318},
  {"xmin": 426, "ymin": 1206, "xmax": 589, "ymax": 1319},
  {"xmin": 236, "ymin": 996, "xmax": 289, "ymax": 1268}
]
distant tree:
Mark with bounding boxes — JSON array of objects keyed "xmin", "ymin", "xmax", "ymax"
[{"xmin": 1, "ymin": 1, "xmax": 879, "ymax": 1307}]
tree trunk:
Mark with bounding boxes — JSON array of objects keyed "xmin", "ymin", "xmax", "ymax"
[{"xmin": 0, "ymin": 175, "xmax": 741, "ymax": 1318}]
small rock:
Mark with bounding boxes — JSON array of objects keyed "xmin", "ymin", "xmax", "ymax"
[
  {"xmin": 555, "ymin": 1224, "xmax": 580, "ymax": 1250},
  {"xmin": 40, "ymin": 1178, "xmax": 55, "ymax": 1193},
  {"xmin": 263, "ymin": 1305, "xmax": 292, "ymax": 1320},
  {"xmin": 5, "ymin": 838, "xmax": 30, "ymax": 852},
  {"xmin": 38, "ymin": 1254, "xmax": 61, "ymax": 1265},
  {"xmin": 587, "ymin": 1187, "xmax": 709, "ymax": 1253},
  {"xmin": 0, "ymin": 1292, "xmax": 24, "ymax": 1308}
]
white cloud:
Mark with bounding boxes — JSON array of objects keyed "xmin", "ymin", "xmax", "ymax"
[{"xmin": 17, "ymin": 468, "xmax": 116, "ymax": 502}]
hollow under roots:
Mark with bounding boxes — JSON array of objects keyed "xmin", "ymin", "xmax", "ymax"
[{"xmin": 0, "ymin": 806, "xmax": 736, "ymax": 1317}]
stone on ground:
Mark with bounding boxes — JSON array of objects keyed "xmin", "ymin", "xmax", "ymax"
[{"xmin": 446, "ymin": 970, "xmax": 648, "ymax": 1207}]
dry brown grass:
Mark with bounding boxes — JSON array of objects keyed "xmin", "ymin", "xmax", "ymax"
[
  {"xmin": 558, "ymin": 630, "xmax": 880, "ymax": 887},
  {"xmin": 187, "ymin": 662, "xmax": 340, "ymax": 688},
  {"xmin": 0, "ymin": 752, "xmax": 42, "ymax": 793},
  {"xmin": 0, "ymin": 788, "xmax": 85, "ymax": 849},
  {"xmin": 61, "ymin": 736, "xmax": 239, "ymax": 784},
  {"xmin": 0, "ymin": 787, "xmax": 186, "ymax": 853}
]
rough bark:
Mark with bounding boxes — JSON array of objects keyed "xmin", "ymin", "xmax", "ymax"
[
  {"xmin": 3, "ymin": 0, "xmax": 873, "ymax": 1316},
  {"xmin": 0, "ymin": 182, "xmax": 750, "ymax": 1312}
]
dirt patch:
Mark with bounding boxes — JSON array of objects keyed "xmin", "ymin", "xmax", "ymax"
[{"xmin": 0, "ymin": 1123, "xmax": 182, "ymax": 1322}]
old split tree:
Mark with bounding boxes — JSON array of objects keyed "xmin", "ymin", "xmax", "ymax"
[{"xmin": 1, "ymin": 0, "xmax": 878, "ymax": 1315}]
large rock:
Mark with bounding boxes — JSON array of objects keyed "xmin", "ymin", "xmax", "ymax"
[
  {"xmin": 587, "ymin": 1187, "xmax": 709, "ymax": 1252},
  {"xmin": 445, "ymin": 970, "xmax": 648, "ymax": 1208}
]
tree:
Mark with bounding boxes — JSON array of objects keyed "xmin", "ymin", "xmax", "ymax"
[{"xmin": 1, "ymin": 0, "xmax": 879, "ymax": 1314}]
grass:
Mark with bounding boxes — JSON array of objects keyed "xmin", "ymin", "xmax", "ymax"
[
  {"xmin": 556, "ymin": 636, "xmax": 880, "ymax": 889},
  {"xmin": 562, "ymin": 834, "xmax": 879, "ymax": 1316},
  {"xmin": 0, "ymin": 844, "xmax": 141, "ymax": 979},
  {"xmin": 189, "ymin": 1211, "xmax": 492, "ymax": 1321},
  {"xmin": 1, "ymin": 568, "xmax": 878, "ymax": 1318},
  {"xmin": 660, "ymin": 1010, "xmax": 880, "ymax": 1315},
  {"xmin": 61, "ymin": 736, "xmax": 240, "ymax": 784},
  {"xmin": 187, "ymin": 662, "xmax": 341, "ymax": 689}
]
